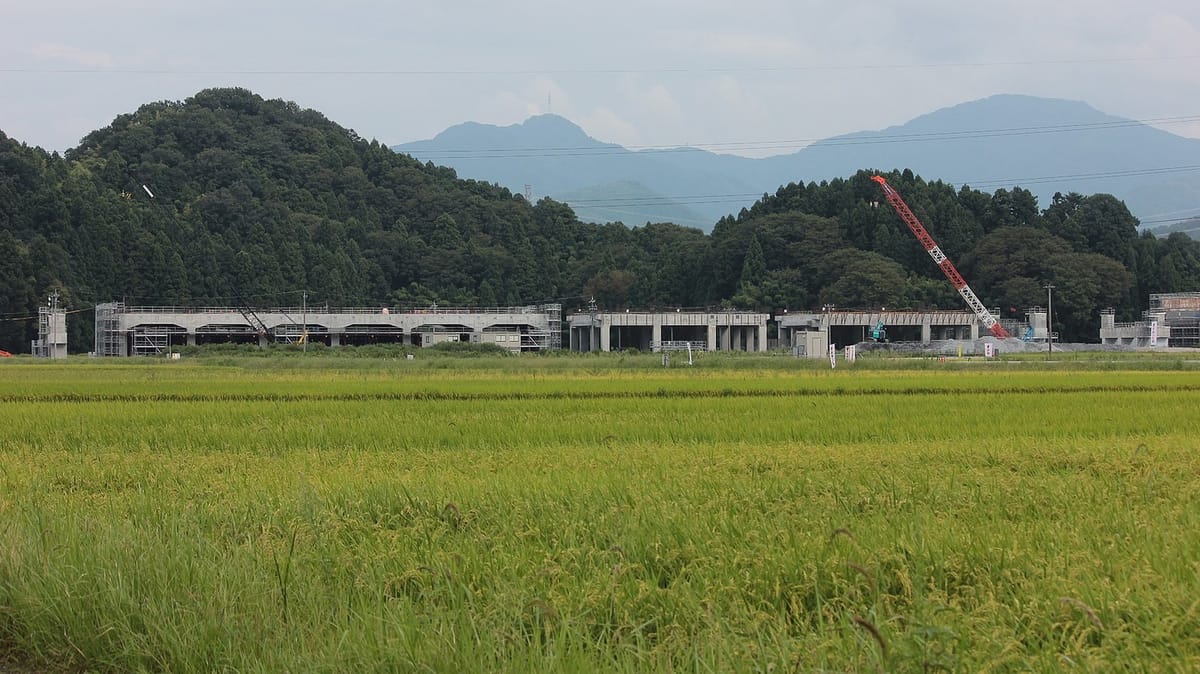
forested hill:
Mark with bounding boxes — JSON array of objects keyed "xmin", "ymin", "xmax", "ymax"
[
  {"xmin": 713, "ymin": 172, "xmax": 1200, "ymax": 340},
  {"xmin": 0, "ymin": 88, "xmax": 627, "ymax": 350},
  {"xmin": 2, "ymin": 87, "xmax": 1199, "ymax": 352}
]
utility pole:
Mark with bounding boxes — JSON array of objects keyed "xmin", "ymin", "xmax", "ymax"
[
  {"xmin": 588, "ymin": 296, "xmax": 598, "ymax": 352},
  {"xmin": 48, "ymin": 291, "xmax": 59, "ymax": 359},
  {"xmin": 1044, "ymin": 283, "xmax": 1055, "ymax": 359}
]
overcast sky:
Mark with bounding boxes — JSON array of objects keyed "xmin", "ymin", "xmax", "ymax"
[{"xmin": 3, "ymin": 1, "xmax": 1199, "ymax": 156}]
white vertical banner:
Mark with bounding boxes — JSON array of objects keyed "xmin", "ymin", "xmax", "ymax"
[
  {"xmin": 845, "ymin": 345, "xmax": 856, "ymax": 363},
  {"xmin": 1150, "ymin": 321, "xmax": 1159, "ymax": 346},
  {"xmin": 984, "ymin": 342, "xmax": 995, "ymax": 359},
  {"xmin": 829, "ymin": 344, "xmax": 837, "ymax": 369}
]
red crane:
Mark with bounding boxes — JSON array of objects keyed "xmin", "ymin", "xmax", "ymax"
[{"xmin": 872, "ymin": 175, "xmax": 1011, "ymax": 339}]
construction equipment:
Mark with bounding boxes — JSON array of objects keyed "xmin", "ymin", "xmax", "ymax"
[
  {"xmin": 0, "ymin": 349, "xmax": 12, "ymax": 357},
  {"xmin": 871, "ymin": 320, "xmax": 887, "ymax": 342},
  {"xmin": 232, "ymin": 289, "xmax": 269, "ymax": 339},
  {"xmin": 872, "ymin": 176, "xmax": 1011, "ymax": 339}
]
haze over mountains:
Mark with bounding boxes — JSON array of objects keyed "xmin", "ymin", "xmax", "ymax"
[{"xmin": 394, "ymin": 95, "xmax": 1200, "ymax": 233}]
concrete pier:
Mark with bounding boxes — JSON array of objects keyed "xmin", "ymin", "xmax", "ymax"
[
  {"xmin": 567, "ymin": 310, "xmax": 769, "ymax": 353},
  {"xmin": 94, "ymin": 303, "xmax": 561, "ymax": 356},
  {"xmin": 779, "ymin": 309, "xmax": 984, "ymax": 356}
]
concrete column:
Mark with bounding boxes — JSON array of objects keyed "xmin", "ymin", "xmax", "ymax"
[
  {"xmin": 758, "ymin": 323, "xmax": 768, "ymax": 352},
  {"xmin": 258, "ymin": 334, "xmax": 269, "ymax": 348},
  {"xmin": 652, "ymin": 316, "xmax": 662, "ymax": 352},
  {"xmin": 569, "ymin": 326, "xmax": 577, "ymax": 352},
  {"xmin": 187, "ymin": 333, "xmax": 197, "ymax": 347},
  {"xmin": 707, "ymin": 320, "xmax": 717, "ymax": 352},
  {"xmin": 330, "ymin": 332, "xmax": 341, "ymax": 347},
  {"xmin": 970, "ymin": 322, "xmax": 980, "ymax": 340},
  {"xmin": 599, "ymin": 316, "xmax": 611, "ymax": 352},
  {"xmin": 721, "ymin": 326, "xmax": 731, "ymax": 351},
  {"xmin": 921, "ymin": 322, "xmax": 932, "ymax": 343}
]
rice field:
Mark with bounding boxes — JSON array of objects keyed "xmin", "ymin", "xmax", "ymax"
[{"xmin": 1, "ymin": 357, "xmax": 1198, "ymax": 672}]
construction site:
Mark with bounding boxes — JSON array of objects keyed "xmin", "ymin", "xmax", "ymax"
[
  {"xmin": 567, "ymin": 309, "xmax": 769, "ymax": 353},
  {"xmin": 92, "ymin": 303, "xmax": 562, "ymax": 357},
  {"xmin": 1100, "ymin": 293, "xmax": 1200, "ymax": 349},
  {"xmin": 17, "ymin": 177, "xmax": 1200, "ymax": 359}
]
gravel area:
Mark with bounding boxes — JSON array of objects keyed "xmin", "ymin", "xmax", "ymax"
[{"xmin": 854, "ymin": 337, "xmax": 1139, "ymax": 356}]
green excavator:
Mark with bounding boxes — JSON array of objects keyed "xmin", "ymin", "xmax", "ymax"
[{"xmin": 871, "ymin": 320, "xmax": 887, "ymax": 342}]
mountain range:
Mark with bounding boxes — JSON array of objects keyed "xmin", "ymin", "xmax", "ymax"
[
  {"xmin": 3, "ymin": 87, "xmax": 1198, "ymax": 352},
  {"xmin": 394, "ymin": 95, "xmax": 1200, "ymax": 233}
]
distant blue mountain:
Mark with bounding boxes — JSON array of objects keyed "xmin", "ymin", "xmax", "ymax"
[
  {"xmin": 1147, "ymin": 216, "xmax": 1200, "ymax": 240},
  {"xmin": 393, "ymin": 95, "xmax": 1200, "ymax": 232},
  {"xmin": 394, "ymin": 115, "xmax": 755, "ymax": 230}
]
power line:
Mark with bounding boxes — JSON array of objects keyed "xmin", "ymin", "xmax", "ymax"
[
  {"xmin": 564, "ymin": 191, "xmax": 764, "ymax": 206},
  {"xmin": 558, "ymin": 170, "xmax": 1200, "ymax": 211},
  {"xmin": 398, "ymin": 114, "xmax": 1200, "ymax": 160},
  {"xmin": 959, "ymin": 165, "xmax": 1200, "ymax": 189},
  {"xmin": 1136, "ymin": 215, "xmax": 1200, "ymax": 227},
  {"xmin": 4, "ymin": 54, "xmax": 1198, "ymax": 76},
  {"xmin": 548, "ymin": 168, "xmax": 1200, "ymax": 229},
  {"xmin": 1139, "ymin": 205, "xmax": 1200, "ymax": 219},
  {"xmin": 0, "ymin": 306, "xmax": 93, "ymax": 323}
]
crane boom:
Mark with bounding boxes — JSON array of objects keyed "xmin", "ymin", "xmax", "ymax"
[{"xmin": 871, "ymin": 175, "xmax": 1010, "ymax": 339}]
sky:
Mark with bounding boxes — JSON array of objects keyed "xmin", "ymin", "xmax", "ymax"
[{"xmin": 3, "ymin": 1, "xmax": 1200, "ymax": 156}]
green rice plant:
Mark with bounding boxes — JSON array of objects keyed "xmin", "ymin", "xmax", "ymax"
[{"xmin": 0, "ymin": 362, "xmax": 1198, "ymax": 671}]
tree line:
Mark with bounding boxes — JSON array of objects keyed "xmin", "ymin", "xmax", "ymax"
[{"xmin": 2, "ymin": 87, "xmax": 1198, "ymax": 351}]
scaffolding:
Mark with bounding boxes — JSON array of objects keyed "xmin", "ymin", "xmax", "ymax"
[
  {"xmin": 95, "ymin": 302, "xmax": 126, "ymax": 356},
  {"xmin": 1169, "ymin": 318, "xmax": 1200, "ymax": 348},
  {"xmin": 1151, "ymin": 293, "xmax": 1200, "ymax": 348},
  {"xmin": 1150, "ymin": 292, "xmax": 1200, "ymax": 312},
  {"xmin": 32, "ymin": 292, "xmax": 67, "ymax": 358},
  {"xmin": 92, "ymin": 302, "xmax": 564, "ymax": 355},
  {"xmin": 130, "ymin": 325, "xmax": 186, "ymax": 356},
  {"xmin": 542, "ymin": 303, "xmax": 562, "ymax": 350}
]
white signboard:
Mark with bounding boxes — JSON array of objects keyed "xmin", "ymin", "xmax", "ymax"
[
  {"xmin": 1150, "ymin": 321, "xmax": 1159, "ymax": 347},
  {"xmin": 829, "ymin": 344, "xmax": 837, "ymax": 369},
  {"xmin": 984, "ymin": 343, "xmax": 995, "ymax": 359},
  {"xmin": 845, "ymin": 345, "xmax": 856, "ymax": 363}
]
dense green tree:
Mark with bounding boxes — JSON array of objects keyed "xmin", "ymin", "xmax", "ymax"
[
  {"xmin": 1155, "ymin": 233, "xmax": 1200, "ymax": 292},
  {"xmin": 982, "ymin": 187, "xmax": 1040, "ymax": 231},
  {"xmin": 1062, "ymin": 194, "xmax": 1139, "ymax": 265},
  {"xmin": 2, "ymin": 90, "xmax": 1196, "ymax": 352},
  {"xmin": 738, "ymin": 232, "xmax": 766, "ymax": 289},
  {"xmin": 966, "ymin": 226, "xmax": 1072, "ymax": 290},
  {"xmin": 585, "ymin": 269, "xmax": 637, "ymax": 309},
  {"xmin": 0, "ymin": 230, "xmax": 36, "ymax": 348},
  {"xmin": 814, "ymin": 249, "xmax": 907, "ymax": 309},
  {"xmin": 628, "ymin": 223, "xmax": 711, "ymax": 307},
  {"xmin": 1050, "ymin": 252, "xmax": 1133, "ymax": 342},
  {"xmin": 731, "ymin": 268, "xmax": 809, "ymax": 312}
]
